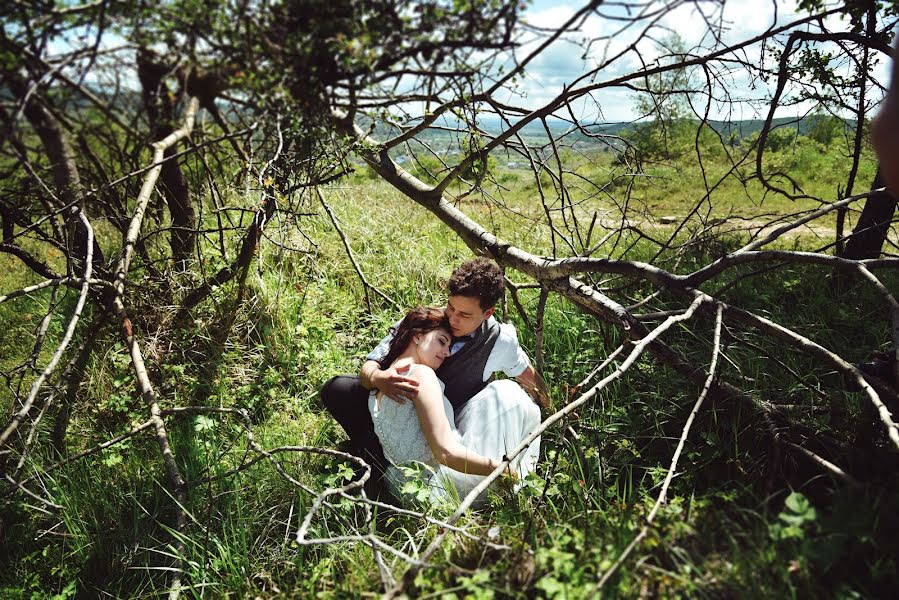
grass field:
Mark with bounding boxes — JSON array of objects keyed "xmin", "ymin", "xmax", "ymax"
[{"xmin": 1, "ymin": 134, "xmax": 897, "ymax": 598}]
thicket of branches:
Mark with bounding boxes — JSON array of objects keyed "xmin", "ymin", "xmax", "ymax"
[{"xmin": 2, "ymin": 0, "xmax": 898, "ymax": 596}]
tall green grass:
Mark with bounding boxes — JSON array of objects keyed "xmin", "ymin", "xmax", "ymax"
[{"xmin": 1, "ymin": 143, "xmax": 897, "ymax": 598}]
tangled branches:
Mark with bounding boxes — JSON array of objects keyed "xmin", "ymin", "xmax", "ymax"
[{"xmin": 2, "ymin": 0, "xmax": 899, "ymax": 596}]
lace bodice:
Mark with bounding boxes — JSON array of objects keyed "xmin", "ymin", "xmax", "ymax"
[{"xmin": 368, "ymin": 364, "xmax": 459, "ymax": 468}]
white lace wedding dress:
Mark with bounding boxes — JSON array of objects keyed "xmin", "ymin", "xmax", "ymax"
[{"xmin": 368, "ymin": 365, "xmax": 541, "ymax": 507}]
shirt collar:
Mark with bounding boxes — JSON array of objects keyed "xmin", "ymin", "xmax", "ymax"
[{"xmin": 453, "ymin": 331, "xmax": 476, "ymax": 343}]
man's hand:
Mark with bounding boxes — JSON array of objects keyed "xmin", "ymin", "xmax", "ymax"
[
  {"xmin": 374, "ymin": 367, "xmax": 420, "ymax": 403},
  {"xmin": 515, "ymin": 364, "xmax": 552, "ymax": 411},
  {"xmin": 497, "ymin": 465, "xmax": 519, "ymax": 492},
  {"xmin": 361, "ymin": 360, "xmax": 419, "ymax": 402}
]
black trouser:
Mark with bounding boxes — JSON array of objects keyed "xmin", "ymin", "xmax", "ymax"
[{"xmin": 320, "ymin": 375, "xmax": 387, "ymax": 474}]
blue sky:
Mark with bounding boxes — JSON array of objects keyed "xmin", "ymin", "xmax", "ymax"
[
  {"xmin": 42, "ymin": 0, "xmax": 892, "ymax": 125},
  {"xmin": 504, "ymin": 0, "xmax": 892, "ymax": 122}
]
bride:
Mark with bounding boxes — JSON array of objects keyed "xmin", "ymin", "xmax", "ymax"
[{"xmin": 368, "ymin": 307, "xmax": 541, "ymax": 506}]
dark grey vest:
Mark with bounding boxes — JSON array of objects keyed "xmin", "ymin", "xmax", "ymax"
[{"xmin": 436, "ymin": 318, "xmax": 500, "ymax": 410}]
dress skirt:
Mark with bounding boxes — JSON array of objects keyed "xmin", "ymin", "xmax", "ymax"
[{"xmin": 386, "ymin": 379, "xmax": 541, "ymax": 508}]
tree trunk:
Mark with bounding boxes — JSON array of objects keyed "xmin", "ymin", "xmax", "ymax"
[
  {"xmin": 52, "ymin": 322, "xmax": 104, "ymax": 455},
  {"xmin": 175, "ymin": 193, "xmax": 278, "ymax": 320},
  {"xmin": 7, "ymin": 74, "xmax": 105, "ymax": 269},
  {"xmin": 842, "ymin": 170, "xmax": 898, "ymax": 260},
  {"xmin": 137, "ymin": 53, "xmax": 196, "ymax": 269},
  {"xmin": 1, "ymin": 202, "xmax": 14, "ymax": 241}
]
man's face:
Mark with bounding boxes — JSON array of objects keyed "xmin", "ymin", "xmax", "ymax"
[{"xmin": 445, "ymin": 295, "xmax": 494, "ymax": 338}]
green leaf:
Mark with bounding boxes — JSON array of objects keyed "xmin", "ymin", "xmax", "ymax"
[{"xmin": 195, "ymin": 415, "xmax": 216, "ymax": 432}]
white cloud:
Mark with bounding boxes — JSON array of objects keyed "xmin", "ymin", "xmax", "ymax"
[{"xmin": 499, "ymin": 0, "xmax": 891, "ymax": 122}]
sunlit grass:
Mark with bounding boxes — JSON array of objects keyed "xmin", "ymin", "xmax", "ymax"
[{"xmin": 1, "ymin": 136, "xmax": 896, "ymax": 597}]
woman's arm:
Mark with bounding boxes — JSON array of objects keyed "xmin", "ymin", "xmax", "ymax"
[{"xmin": 409, "ymin": 366, "xmax": 505, "ymax": 476}]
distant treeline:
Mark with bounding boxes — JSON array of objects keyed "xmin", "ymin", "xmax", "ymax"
[
  {"xmin": 484, "ymin": 114, "xmax": 855, "ymax": 142},
  {"xmin": 372, "ymin": 114, "xmax": 856, "ymax": 155}
]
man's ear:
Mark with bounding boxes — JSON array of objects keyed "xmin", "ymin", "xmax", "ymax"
[{"xmin": 483, "ymin": 306, "xmax": 495, "ymax": 320}]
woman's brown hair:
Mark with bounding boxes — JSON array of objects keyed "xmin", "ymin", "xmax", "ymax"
[{"xmin": 378, "ymin": 307, "xmax": 450, "ymax": 369}]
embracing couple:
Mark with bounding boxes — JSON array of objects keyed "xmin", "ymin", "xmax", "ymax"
[{"xmin": 321, "ymin": 257, "xmax": 548, "ymax": 506}]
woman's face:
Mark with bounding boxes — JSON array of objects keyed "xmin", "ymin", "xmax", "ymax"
[{"xmin": 414, "ymin": 327, "xmax": 452, "ymax": 369}]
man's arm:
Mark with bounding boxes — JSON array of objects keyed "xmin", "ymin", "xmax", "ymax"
[
  {"xmin": 360, "ymin": 360, "xmax": 382, "ymax": 389},
  {"xmin": 492, "ymin": 321, "xmax": 551, "ymax": 409},
  {"xmin": 515, "ymin": 363, "xmax": 551, "ymax": 410},
  {"xmin": 873, "ymin": 37, "xmax": 899, "ymax": 192}
]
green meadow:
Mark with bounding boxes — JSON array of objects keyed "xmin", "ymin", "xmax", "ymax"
[{"xmin": 1, "ymin": 129, "xmax": 896, "ymax": 598}]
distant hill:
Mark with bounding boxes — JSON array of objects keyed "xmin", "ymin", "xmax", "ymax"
[
  {"xmin": 391, "ymin": 113, "xmax": 856, "ymax": 152},
  {"xmin": 482, "ymin": 114, "xmax": 852, "ymax": 139},
  {"xmin": 355, "ymin": 113, "xmax": 857, "ymax": 163}
]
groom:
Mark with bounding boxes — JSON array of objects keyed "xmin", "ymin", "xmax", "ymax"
[{"xmin": 320, "ymin": 257, "xmax": 548, "ymax": 474}]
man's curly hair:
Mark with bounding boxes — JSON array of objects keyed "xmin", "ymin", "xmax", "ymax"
[{"xmin": 447, "ymin": 257, "xmax": 504, "ymax": 310}]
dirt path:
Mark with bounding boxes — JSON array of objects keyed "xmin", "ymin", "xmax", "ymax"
[{"xmin": 645, "ymin": 214, "xmax": 894, "ymax": 245}]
